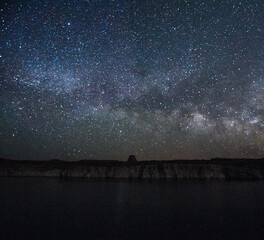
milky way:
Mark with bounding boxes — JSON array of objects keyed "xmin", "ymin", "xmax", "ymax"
[{"xmin": 0, "ymin": 0, "xmax": 263, "ymax": 160}]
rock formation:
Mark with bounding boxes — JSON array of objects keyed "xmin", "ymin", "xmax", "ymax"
[
  {"xmin": 0, "ymin": 158, "xmax": 264, "ymax": 179},
  {"xmin": 127, "ymin": 155, "xmax": 137, "ymax": 163}
]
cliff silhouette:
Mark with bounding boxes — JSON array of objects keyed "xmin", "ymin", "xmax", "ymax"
[{"xmin": 1, "ymin": 158, "xmax": 264, "ymax": 179}]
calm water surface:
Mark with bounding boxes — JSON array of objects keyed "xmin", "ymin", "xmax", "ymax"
[{"xmin": 0, "ymin": 178, "xmax": 264, "ymax": 240}]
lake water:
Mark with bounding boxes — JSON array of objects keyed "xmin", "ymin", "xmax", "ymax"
[{"xmin": 0, "ymin": 178, "xmax": 264, "ymax": 240}]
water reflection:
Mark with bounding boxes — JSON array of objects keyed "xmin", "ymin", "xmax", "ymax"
[{"xmin": 0, "ymin": 179, "xmax": 264, "ymax": 240}]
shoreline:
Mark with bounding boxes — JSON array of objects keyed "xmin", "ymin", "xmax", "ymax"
[{"xmin": 0, "ymin": 158, "xmax": 264, "ymax": 179}]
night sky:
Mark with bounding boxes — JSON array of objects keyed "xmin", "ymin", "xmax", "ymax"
[{"xmin": 0, "ymin": 0, "xmax": 263, "ymax": 161}]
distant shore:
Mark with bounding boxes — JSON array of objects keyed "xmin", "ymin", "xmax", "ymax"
[{"xmin": 0, "ymin": 158, "xmax": 264, "ymax": 179}]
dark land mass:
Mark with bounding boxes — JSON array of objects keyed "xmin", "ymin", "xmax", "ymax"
[{"xmin": 1, "ymin": 158, "xmax": 264, "ymax": 179}]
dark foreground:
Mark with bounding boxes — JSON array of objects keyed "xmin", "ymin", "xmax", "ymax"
[
  {"xmin": 1, "ymin": 178, "xmax": 264, "ymax": 240},
  {"xmin": 1, "ymin": 158, "xmax": 264, "ymax": 179}
]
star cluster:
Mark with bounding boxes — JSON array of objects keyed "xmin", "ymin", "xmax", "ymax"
[{"xmin": 0, "ymin": 0, "xmax": 263, "ymax": 160}]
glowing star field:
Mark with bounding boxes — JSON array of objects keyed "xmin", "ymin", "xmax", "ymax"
[{"xmin": 0, "ymin": 0, "xmax": 263, "ymax": 160}]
